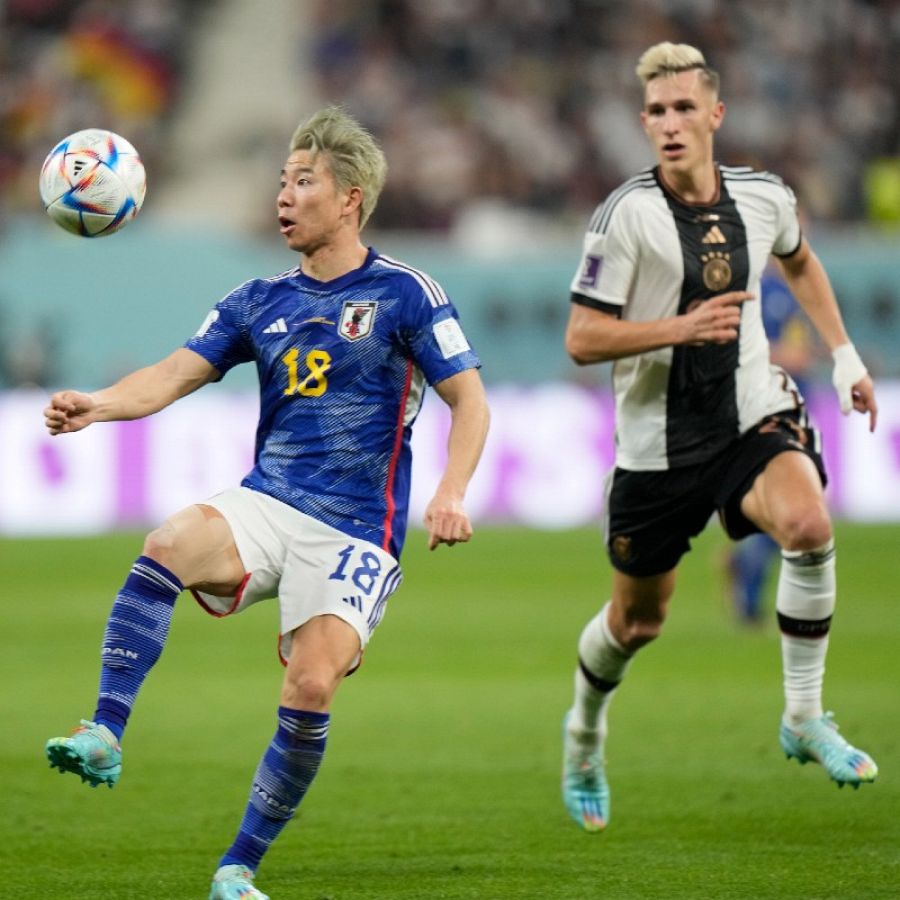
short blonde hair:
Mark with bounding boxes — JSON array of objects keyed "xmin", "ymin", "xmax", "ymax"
[
  {"xmin": 290, "ymin": 106, "xmax": 388, "ymax": 229},
  {"xmin": 635, "ymin": 42, "xmax": 720, "ymax": 95}
]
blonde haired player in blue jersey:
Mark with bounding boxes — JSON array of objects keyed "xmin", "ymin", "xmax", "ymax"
[
  {"xmin": 561, "ymin": 42, "xmax": 878, "ymax": 833},
  {"xmin": 43, "ymin": 106, "xmax": 489, "ymax": 899}
]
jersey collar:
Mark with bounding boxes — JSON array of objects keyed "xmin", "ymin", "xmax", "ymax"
[{"xmin": 295, "ymin": 247, "xmax": 378, "ymax": 291}]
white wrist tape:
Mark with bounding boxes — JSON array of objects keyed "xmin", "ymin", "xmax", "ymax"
[{"xmin": 831, "ymin": 343, "xmax": 867, "ymax": 414}]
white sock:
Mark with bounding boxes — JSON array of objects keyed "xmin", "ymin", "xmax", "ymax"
[
  {"xmin": 775, "ymin": 540, "xmax": 835, "ymax": 726},
  {"xmin": 568, "ymin": 602, "xmax": 632, "ymax": 745}
]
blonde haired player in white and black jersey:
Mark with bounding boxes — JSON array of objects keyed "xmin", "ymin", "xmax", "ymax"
[{"xmin": 561, "ymin": 42, "xmax": 878, "ymax": 833}]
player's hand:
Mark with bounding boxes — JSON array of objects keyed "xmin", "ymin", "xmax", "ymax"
[
  {"xmin": 847, "ymin": 374, "xmax": 878, "ymax": 432},
  {"xmin": 424, "ymin": 491, "xmax": 473, "ymax": 550},
  {"xmin": 44, "ymin": 390, "xmax": 97, "ymax": 435},
  {"xmin": 682, "ymin": 291, "xmax": 754, "ymax": 345},
  {"xmin": 832, "ymin": 342, "xmax": 877, "ymax": 432}
]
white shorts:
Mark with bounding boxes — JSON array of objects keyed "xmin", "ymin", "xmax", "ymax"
[{"xmin": 190, "ymin": 487, "xmax": 403, "ymax": 665}]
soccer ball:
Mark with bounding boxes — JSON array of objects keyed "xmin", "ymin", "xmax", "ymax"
[{"xmin": 39, "ymin": 129, "xmax": 147, "ymax": 237}]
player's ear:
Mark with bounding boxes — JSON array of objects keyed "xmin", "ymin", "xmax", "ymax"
[
  {"xmin": 344, "ymin": 185, "xmax": 364, "ymax": 221},
  {"xmin": 711, "ymin": 99, "xmax": 725, "ymax": 132},
  {"xmin": 639, "ymin": 109, "xmax": 649, "ymax": 133}
]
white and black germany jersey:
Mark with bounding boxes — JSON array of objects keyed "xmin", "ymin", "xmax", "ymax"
[{"xmin": 570, "ymin": 164, "xmax": 804, "ymax": 470}]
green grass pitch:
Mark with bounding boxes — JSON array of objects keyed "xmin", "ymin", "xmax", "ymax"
[{"xmin": 3, "ymin": 523, "xmax": 899, "ymax": 898}]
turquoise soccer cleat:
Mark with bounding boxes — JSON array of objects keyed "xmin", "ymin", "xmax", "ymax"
[
  {"xmin": 780, "ymin": 712, "xmax": 878, "ymax": 788},
  {"xmin": 561, "ymin": 712, "xmax": 609, "ymax": 832},
  {"xmin": 46, "ymin": 720, "xmax": 122, "ymax": 788},
  {"xmin": 209, "ymin": 865, "xmax": 270, "ymax": 900}
]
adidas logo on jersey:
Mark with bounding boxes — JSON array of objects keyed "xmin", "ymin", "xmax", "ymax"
[
  {"xmin": 701, "ymin": 225, "xmax": 727, "ymax": 244},
  {"xmin": 263, "ymin": 318, "xmax": 288, "ymax": 334}
]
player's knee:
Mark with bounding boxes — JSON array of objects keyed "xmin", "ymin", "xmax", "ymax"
[
  {"xmin": 618, "ymin": 614, "xmax": 664, "ymax": 651},
  {"xmin": 281, "ymin": 671, "xmax": 337, "ymax": 712},
  {"xmin": 778, "ymin": 508, "xmax": 832, "ymax": 553},
  {"xmin": 141, "ymin": 522, "xmax": 179, "ymax": 563}
]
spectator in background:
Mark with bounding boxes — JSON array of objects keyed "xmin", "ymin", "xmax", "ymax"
[
  {"xmin": 306, "ymin": 0, "xmax": 900, "ymax": 232},
  {"xmin": 0, "ymin": 299, "xmax": 60, "ymax": 388},
  {"xmin": 4, "ymin": 1, "xmax": 899, "ymax": 238},
  {"xmin": 4, "ymin": 317, "xmax": 60, "ymax": 387}
]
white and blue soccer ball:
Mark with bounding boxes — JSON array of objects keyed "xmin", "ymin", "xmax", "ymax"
[{"xmin": 39, "ymin": 128, "xmax": 147, "ymax": 237}]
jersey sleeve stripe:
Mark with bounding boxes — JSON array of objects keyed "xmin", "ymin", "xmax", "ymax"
[
  {"xmin": 717, "ymin": 164, "xmax": 755, "ymax": 175},
  {"xmin": 262, "ymin": 266, "xmax": 301, "ymax": 283},
  {"xmin": 589, "ymin": 170, "xmax": 656, "ymax": 236},
  {"xmin": 773, "ymin": 230, "xmax": 803, "ymax": 259},
  {"xmin": 571, "ymin": 291, "xmax": 624, "ymax": 316},
  {"xmin": 376, "ymin": 254, "xmax": 449, "ymax": 307},
  {"xmin": 720, "ymin": 167, "xmax": 788, "ymax": 189}
]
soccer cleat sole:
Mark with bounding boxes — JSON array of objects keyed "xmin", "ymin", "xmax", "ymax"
[
  {"xmin": 46, "ymin": 740, "xmax": 120, "ymax": 788},
  {"xmin": 783, "ymin": 747, "xmax": 869, "ymax": 790}
]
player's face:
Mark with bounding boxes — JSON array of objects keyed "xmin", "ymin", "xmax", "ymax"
[
  {"xmin": 277, "ymin": 150, "xmax": 356, "ymax": 254},
  {"xmin": 640, "ymin": 70, "xmax": 724, "ymax": 181}
]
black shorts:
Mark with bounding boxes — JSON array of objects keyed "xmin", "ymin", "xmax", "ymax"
[{"xmin": 605, "ymin": 410, "xmax": 827, "ymax": 577}]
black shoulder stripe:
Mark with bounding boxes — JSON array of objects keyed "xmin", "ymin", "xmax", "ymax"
[
  {"xmin": 589, "ymin": 171, "xmax": 657, "ymax": 236},
  {"xmin": 722, "ymin": 169, "xmax": 796, "ymax": 209},
  {"xmin": 721, "ymin": 168, "xmax": 787, "ymax": 188}
]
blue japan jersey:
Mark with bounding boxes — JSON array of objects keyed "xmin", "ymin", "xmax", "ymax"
[{"xmin": 185, "ymin": 248, "xmax": 480, "ymax": 559}]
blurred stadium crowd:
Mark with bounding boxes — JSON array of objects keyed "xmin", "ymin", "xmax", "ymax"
[
  {"xmin": 4, "ymin": 0, "xmax": 899, "ymax": 232},
  {"xmin": 0, "ymin": 0, "xmax": 209, "ymax": 223},
  {"xmin": 1, "ymin": 0, "xmax": 898, "ymax": 388},
  {"xmin": 312, "ymin": 0, "xmax": 900, "ymax": 231},
  {"xmin": 309, "ymin": 0, "xmax": 899, "ymax": 380}
]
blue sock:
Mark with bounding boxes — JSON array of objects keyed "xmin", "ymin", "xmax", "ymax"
[
  {"xmin": 732, "ymin": 533, "xmax": 779, "ymax": 619},
  {"xmin": 93, "ymin": 556, "xmax": 182, "ymax": 740},
  {"xmin": 220, "ymin": 707, "xmax": 330, "ymax": 872}
]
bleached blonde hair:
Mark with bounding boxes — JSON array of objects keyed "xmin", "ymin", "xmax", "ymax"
[
  {"xmin": 635, "ymin": 42, "xmax": 720, "ymax": 96},
  {"xmin": 290, "ymin": 106, "xmax": 387, "ymax": 229}
]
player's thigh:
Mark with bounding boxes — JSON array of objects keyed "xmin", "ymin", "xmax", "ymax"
[
  {"xmin": 143, "ymin": 503, "xmax": 245, "ymax": 591},
  {"xmin": 717, "ymin": 410, "xmax": 827, "ymax": 541},
  {"xmin": 280, "ymin": 614, "xmax": 363, "ymax": 711},
  {"xmin": 740, "ymin": 450, "xmax": 831, "ymax": 549}
]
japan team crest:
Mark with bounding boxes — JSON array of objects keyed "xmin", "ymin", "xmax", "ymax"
[{"xmin": 339, "ymin": 301, "xmax": 377, "ymax": 342}]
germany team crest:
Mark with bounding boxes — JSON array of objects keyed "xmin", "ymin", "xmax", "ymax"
[{"xmin": 339, "ymin": 301, "xmax": 377, "ymax": 342}]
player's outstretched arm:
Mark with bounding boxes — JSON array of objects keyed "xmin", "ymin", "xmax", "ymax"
[
  {"xmin": 424, "ymin": 368, "xmax": 490, "ymax": 550},
  {"xmin": 776, "ymin": 239, "xmax": 878, "ymax": 432},
  {"xmin": 44, "ymin": 348, "xmax": 219, "ymax": 436}
]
